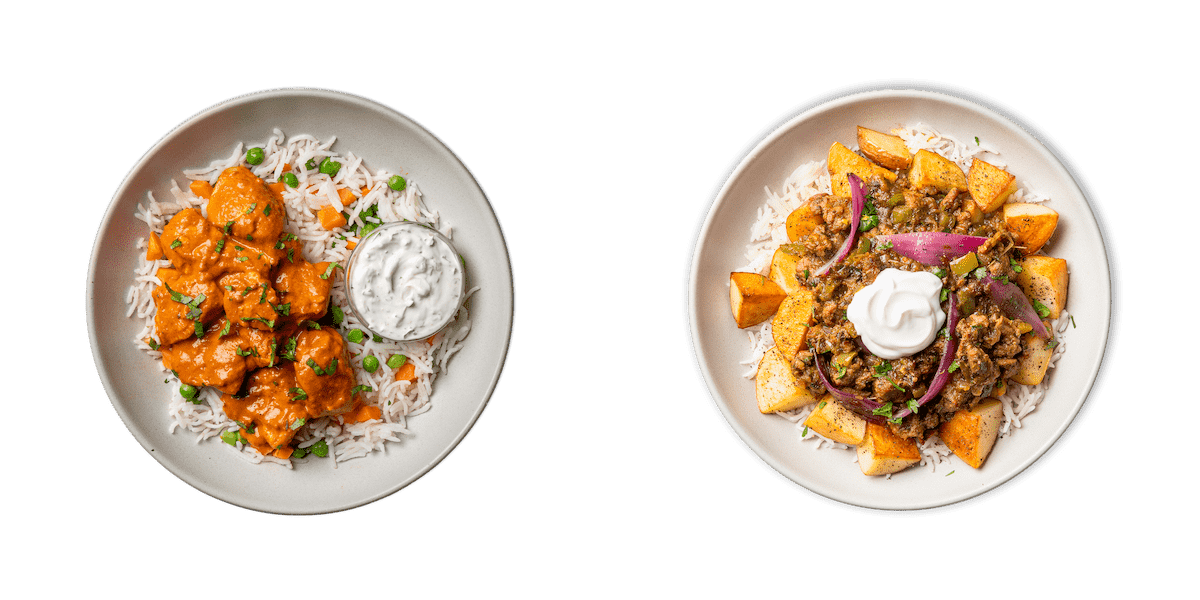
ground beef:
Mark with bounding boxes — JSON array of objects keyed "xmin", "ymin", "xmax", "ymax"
[{"xmin": 789, "ymin": 169, "xmax": 1028, "ymax": 440}]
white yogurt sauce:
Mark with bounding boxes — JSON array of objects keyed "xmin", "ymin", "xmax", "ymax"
[
  {"xmin": 347, "ymin": 222, "xmax": 464, "ymax": 341},
  {"xmin": 846, "ymin": 268, "xmax": 945, "ymax": 360}
]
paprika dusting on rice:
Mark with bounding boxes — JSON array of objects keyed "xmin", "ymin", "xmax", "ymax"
[{"xmin": 128, "ymin": 129, "xmax": 477, "ymax": 466}]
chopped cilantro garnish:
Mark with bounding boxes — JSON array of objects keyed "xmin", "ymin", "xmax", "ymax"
[
  {"xmin": 244, "ymin": 203, "xmax": 257, "ymax": 215},
  {"xmin": 215, "ymin": 239, "xmax": 225, "ymax": 254},
  {"xmin": 310, "ymin": 439, "xmax": 329, "ymax": 458},
  {"xmin": 224, "ymin": 221, "xmax": 233, "ymax": 234},
  {"xmin": 170, "ymin": 239, "xmax": 182, "ymax": 249},
  {"xmin": 289, "ymin": 418, "xmax": 307, "ymax": 430},
  {"xmin": 1033, "ymin": 300, "xmax": 1050, "ymax": 318},
  {"xmin": 948, "ymin": 360, "xmax": 960, "ymax": 373},
  {"xmin": 193, "ymin": 321, "xmax": 204, "ymax": 337},
  {"xmin": 873, "ymin": 362, "xmax": 892, "ymax": 377},
  {"xmin": 320, "ymin": 262, "xmax": 339, "ymax": 280},
  {"xmin": 351, "ymin": 385, "xmax": 373, "ymax": 395},
  {"xmin": 263, "ymin": 204, "xmax": 271, "ymax": 216},
  {"xmin": 306, "ymin": 357, "xmax": 338, "ymax": 376},
  {"xmin": 1009, "ymin": 257, "xmax": 1023, "ymax": 273},
  {"xmin": 330, "ymin": 304, "xmax": 344, "ymax": 325},
  {"xmin": 288, "ymin": 387, "xmax": 308, "ymax": 402}
]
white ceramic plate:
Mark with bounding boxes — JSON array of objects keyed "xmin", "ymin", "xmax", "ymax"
[
  {"xmin": 88, "ymin": 88, "xmax": 513, "ymax": 514},
  {"xmin": 689, "ymin": 87, "xmax": 1111, "ymax": 510}
]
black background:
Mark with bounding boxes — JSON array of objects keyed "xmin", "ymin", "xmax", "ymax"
[{"xmin": 87, "ymin": 72, "xmax": 1123, "ymax": 542}]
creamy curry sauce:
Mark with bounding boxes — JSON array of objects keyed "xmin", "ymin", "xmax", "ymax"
[{"xmin": 148, "ymin": 166, "xmax": 378, "ymax": 459}]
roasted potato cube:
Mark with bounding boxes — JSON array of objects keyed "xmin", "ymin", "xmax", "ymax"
[
  {"xmin": 769, "ymin": 244, "xmax": 805, "ymax": 295},
  {"xmin": 771, "ymin": 290, "xmax": 815, "ymax": 360},
  {"xmin": 968, "ymin": 158, "xmax": 1017, "ymax": 213},
  {"xmin": 910, "ymin": 149, "xmax": 967, "ymax": 193},
  {"xmin": 729, "ymin": 272, "xmax": 786, "ymax": 328},
  {"xmin": 856, "ymin": 126, "xmax": 912, "ymax": 170},
  {"xmin": 1003, "ymin": 203, "xmax": 1059, "ymax": 253},
  {"xmin": 857, "ymin": 423, "xmax": 921, "ymax": 476},
  {"xmin": 1014, "ymin": 255, "xmax": 1068, "ymax": 319},
  {"xmin": 755, "ymin": 347, "xmax": 818, "ymax": 413},
  {"xmin": 1012, "ymin": 329, "xmax": 1056, "ymax": 386},
  {"xmin": 785, "ymin": 204, "xmax": 823, "ymax": 242},
  {"xmin": 938, "ymin": 399, "xmax": 1003, "ymax": 469},
  {"xmin": 804, "ymin": 397, "xmax": 866, "ymax": 445},
  {"xmin": 828, "ymin": 142, "xmax": 896, "ymax": 198}
]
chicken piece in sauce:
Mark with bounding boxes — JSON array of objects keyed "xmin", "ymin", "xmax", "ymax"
[{"xmin": 152, "ymin": 166, "xmax": 370, "ymax": 457}]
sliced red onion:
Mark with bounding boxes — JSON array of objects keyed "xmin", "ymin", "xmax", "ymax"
[
  {"xmin": 986, "ymin": 276, "xmax": 1051, "ymax": 339},
  {"xmin": 874, "ymin": 232, "xmax": 989, "ymax": 266},
  {"xmin": 814, "ymin": 173, "xmax": 866, "ymax": 276},
  {"xmin": 810, "ymin": 345, "xmax": 887, "ymax": 424},
  {"xmin": 894, "ymin": 292, "xmax": 958, "ymax": 420}
]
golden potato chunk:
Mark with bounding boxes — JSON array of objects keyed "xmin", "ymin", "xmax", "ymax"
[
  {"xmin": 856, "ymin": 126, "xmax": 912, "ymax": 170},
  {"xmin": 967, "ymin": 158, "xmax": 1017, "ymax": 213},
  {"xmin": 1003, "ymin": 203, "xmax": 1059, "ymax": 253},
  {"xmin": 828, "ymin": 142, "xmax": 896, "ymax": 198},
  {"xmin": 1012, "ymin": 329, "xmax": 1056, "ymax": 386},
  {"xmin": 1014, "ymin": 255, "xmax": 1068, "ymax": 319},
  {"xmin": 857, "ymin": 423, "xmax": 921, "ymax": 476},
  {"xmin": 771, "ymin": 291, "xmax": 815, "ymax": 361},
  {"xmin": 804, "ymin": 397, "xmax": 866, "ymax": 445},
  {"xmin": 910, "ymin": 149, "xmax": 967, "ymax": 193},
  {"xmin": 785, "ymin": 204, "xmax": 823, "ymax": 242},
  {"xmin": 938, "ymin": 399, "xmax": 1003, "ymax": 469},
  {"xmin": 729, "ymin": 272, "xmax": 786, "ymax": 328},
  {"xmin": 755, "ymin": 347, "xmax": 818, "ymax": 413},
  {"xmin": 769, "ymin": 244, "xmax": 805, "ymax": 295}
]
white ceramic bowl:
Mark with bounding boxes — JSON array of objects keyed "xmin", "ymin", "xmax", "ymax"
[
  {"xmin": 689, "ymin": 87, "xmax": 1111, "ymax": 509},
  {"xmin": 88, "ymin": 88, "xmax": 513, "ymax": 514}
]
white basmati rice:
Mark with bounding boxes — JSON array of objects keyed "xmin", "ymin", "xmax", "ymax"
[
  {"xmin": 737, "ymin": 124, "xmax": 1070, "ymax": 474},
  {"xmin": 129, "ymin": 129, "xmax": 478, "ymax": 467}
]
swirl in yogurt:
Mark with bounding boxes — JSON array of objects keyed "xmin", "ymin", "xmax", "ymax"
[
  {"xmin": 347, "ymin": 222, "xmax": 464, "ymax": 341},
  {"xmin": 846, "ymin": 268, "xmax": 945, "ymax": 360}
]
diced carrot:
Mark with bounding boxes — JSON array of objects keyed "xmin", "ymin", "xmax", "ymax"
[
  {"xmin": 394, "ymin": 361, "xmax": 417, "ymax": 382},
  {"xmin": 282, "ymin": 163, "xmax": 292, "ymax": 172},
  {"xmin": 337, "ymin": 187, "xmax": 357, "ymax": 207},
  {"xmin": 360, "ymin": 185, "xmax": 372, "ymax": 196},
  {"xmin": 146, "ymin": 232, "xmax": 164, "ymax": 261},
  {"xmin": 346, "ymin": 240, "xmax": 357, "ymax": 250},
  {"xmin": 318, "ymin": 205, "xmax": 347, "ymax": 230},
  {"xmin": 426, "ymin": 334, "xmax": 438, "ymax": 346},
  {"xmin": 363, "ymin": 405, "xmax": 381, "ymax": 421},
  {"xmin": 342, "ymin": 404, "xmax": 382, "ymax": 424},
  {"xmin": 189, "ymin": 180, "xmax": 213, "ymax": 199}
]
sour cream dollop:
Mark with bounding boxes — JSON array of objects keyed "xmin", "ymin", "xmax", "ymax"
[
  {"xmin": 346, "ymin": 222, "xmax": 465, "ymax": 341},
  {"xmin": 847, "ymin": 268, "xmax": 945, "ymax": 360}
]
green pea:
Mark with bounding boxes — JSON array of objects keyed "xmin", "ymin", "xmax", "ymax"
[
  {"xmin": 330, "ymin": 305, "xmax": 344, "ymax": 325},
  {"xmin": 319, "ymin": 157, "xmax": 342, "ymax": 176},
  {"xmin": 387, "ymin": 354, "xmax": 407, "ymax": 369},
  {"xmin": 388, "ymin": 175, "xmax": 407, "ymax": 191},
  {"xmin": 310, "ymin": 439, "xmax": 329, "ymax": 457},
  {"xmin": 363, "ymin": 355, "xmax": 380, "ymax": 373},
  {"xmin": 180, "ymin": 384, "xmax": 198, "ymax": 400},
  {"xmin": 305, "ymin": 158, "xmax": 317, "ymax": 170},
  {"xmin": 372, "ymin": 334, "xmax": 383, "ymax": 343},
  {"xmin": 246, "ymin": 147, "xmax": 265, "ymax": 165},
  {"xmin": 359, "ymin": 222, "xmax": 378, "ymax": 237},
  {"xmin": 292, "ymin": 446, "xmax": 308, "ymax": 459},
  {"xmin": 347, "ymin": 329, "xmax": 365, "ymax": 344},
  {"xmin": 281, "ymin": 172, "xmax": 299, "ymax": 188}
]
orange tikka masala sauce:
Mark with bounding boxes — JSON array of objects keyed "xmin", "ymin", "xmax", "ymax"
[{"xmin": 147, "ymin": 166, "xmax": 380, "ymax": 459}]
